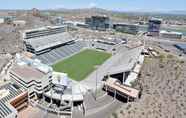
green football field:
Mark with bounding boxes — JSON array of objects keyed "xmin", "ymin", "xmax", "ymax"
[{"xmin": 52, "ymin": 49, "xmax": 111, "ymax": 81}]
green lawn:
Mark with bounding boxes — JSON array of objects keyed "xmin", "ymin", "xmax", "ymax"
[{"xmin": 52, "ymin": 49, "xmax": 111, "ymax": 81}]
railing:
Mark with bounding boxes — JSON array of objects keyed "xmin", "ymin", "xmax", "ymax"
[{"xmin": 29, "ymin": 99, "xmax": 72, "ymax": 115}]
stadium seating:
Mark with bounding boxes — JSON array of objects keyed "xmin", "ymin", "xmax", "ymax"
[
  {"xmin": 0, "ymin": 84, "xmax": 24, "ymax": 103},
  {"xmin": 36, "ymin": 40, "xmax": 115, "ymax": 65},
  {"xmin": 36, "ymin": 41, "xmax": 86, "ymax": 65}
]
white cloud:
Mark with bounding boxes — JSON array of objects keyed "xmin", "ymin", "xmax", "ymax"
[
  {"xmin": 89, "ymin": 2, "xmax": 97, "ymax": 8},
  {"xmin": 54, "ymin": 4, "xmax": 65, "ymax": 9}
]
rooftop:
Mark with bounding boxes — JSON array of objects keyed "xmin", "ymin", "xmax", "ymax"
[
  {"xmin": 26, "ymin": 32, "xmax": 74, "ymax": 51},
  {"xmin": 160, "ymin": 30, "xmax": 183, "ymax": 35},
  {"xmin": 10, "ymin": 64, "xmax": 46, "ymax": 82},
  {"xmin": 23, "ymin": 25, "xmax": 66, "ymax": 33},
  {"xmin": 149, "ymin": 17, "xmax": 163, "ymax": 22},
  {"xmin": 113, "ymin": 22, "xmax": 139, "ymax": 26},
  {"xmin": 105, "ymin": 78, "xmax": 139, "ymax": 98},
  {"xmin": 174, "ymin": 44, "xmax": 186, "ymax": 50}
]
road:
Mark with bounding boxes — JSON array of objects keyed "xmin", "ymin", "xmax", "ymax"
[{"xmin": 72, "ymin": 92, "xmax": 122, "ymax": 118}]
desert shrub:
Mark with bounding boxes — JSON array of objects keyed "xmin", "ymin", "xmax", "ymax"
[
  {"xmin": 167, "ymin": 54, "xmax": 174, "ymax": 59},
  {"xmin": 112, "ymin": 113, "xmax": 118, "ymax": 118}
]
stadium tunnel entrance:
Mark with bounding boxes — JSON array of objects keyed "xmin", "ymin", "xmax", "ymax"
[{"xmin": 109, "ymin": 71, "xmax": 130, "ymax": 84}]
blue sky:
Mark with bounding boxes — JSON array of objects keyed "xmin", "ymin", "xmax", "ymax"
[{"xmin": 1, "ymin": 0, "xmax": 186, "ymax": 11}]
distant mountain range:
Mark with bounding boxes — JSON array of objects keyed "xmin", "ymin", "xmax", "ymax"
[
  {"xmin": 0, "ymin": 7, "xmax": 186, "ymax": 16},
  {"xmin": 46, "ymin": 7, "xmax": 186, "ymax": 16},
  {"xmin": 168, "ymin": 10, "xmax": 186, "ymax": 15}
]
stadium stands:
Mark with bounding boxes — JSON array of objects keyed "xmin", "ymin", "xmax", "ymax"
[
  {"xmin": 35, "ymin": 39, "xmax": 119, "ymax": 65},
  {"xmin": 36, "ymin": 41, "xmax": 86, "ymax": 65},
  {"xmin": 0, "ymin": 83, "xmax": 24, "ymax": 103},
  {"xmin": 0, "ymin": 83, "xmax": 25, "ymax": 118},
  {"xmin": 0, "ymin": 101, "xmax": 15, "ymax": 118},
  {"xmin": 90, "ymin": 41, "xmax": 113, "ymax": 51}
]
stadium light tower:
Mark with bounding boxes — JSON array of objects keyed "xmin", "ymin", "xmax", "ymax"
[
  {"xmin": 95, "ymin": 65, "xmax": 100, "ymax": 100},
  {"xmin": 95, "ymin": 69, "xmax": 98, "ymax": 100}
]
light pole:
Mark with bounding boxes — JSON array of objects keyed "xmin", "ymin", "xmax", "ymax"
[
  {"xmin": 95, "ymin": 69, "xmax": 98, "ymax": 100},
  {"xmin": 95, "ymin": 65, "xmax": 99, "ymax": 100}
]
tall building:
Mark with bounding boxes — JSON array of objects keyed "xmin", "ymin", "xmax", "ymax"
[
  {"xmin": 85, "ymin": 15, "xmax": 110, "ymax": 31},
  {"xmin": 32, "ymin": 8, "xmax": 40, "ymax": 17},
  {"xmin": 148, "ymin": 18, "xmax": 162, "ymax": 36}
]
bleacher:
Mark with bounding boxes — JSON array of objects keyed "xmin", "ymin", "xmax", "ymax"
[
  {"xmin": 0, "ymin": 101, "xmax": 13, "ymax": 118},
  {"xmin": 0, "ymin": 83, "xmax": 24, "ymax": 103},
  {"xmin": 35, "ymin": 39, "xmax": 116, "ymax": 65},
  {"xmin": 36, "ymin": 41, "xmax": 86, "ymax": 65},
  {"xmin": 0, "ymin": 83, "xmax": 25, "ymax": 118}
]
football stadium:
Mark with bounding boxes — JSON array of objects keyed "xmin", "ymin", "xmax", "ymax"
[{"xmin": 0, "ymin": 25, "xmax": 145, "ymax": 118}]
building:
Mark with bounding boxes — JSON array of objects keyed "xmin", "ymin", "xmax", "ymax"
[
  {"xmin": 104, "ymin": 78, "xmax": 140, "ymax": 101},
  {"xmin": 24, "ymin": 32, "xmax": 74, "ymax": 55},
  {"xmin": 63, "ymin": 21, "xmax": 88, "ymax": 28},
  {"xmin": 32, "ymin": 8, "xmax": 40, "ymax": 17},
  {"xmin": 160, "ymin": 30, "xmax": 182, "ymax": 39},
  {"xmin": 0, "ymin": 17, "xmax": 4, "ymax": 24},
  {"xmin": 75, "ymin": 22, "xmax": 89, "ymax": 28},
  {"xmin": 9, "ymin": 64, "xmax": 52, "ymax": 94},
  {"xmin": 22, "ymin": 25, "xmax": 67, "ymax": 40},
  {"xmin": 4, "ymin": 16, "xmax": 15, "ymax": 24},
  {"xmin": 85, "ymin": 17, "xmax": 92, "ymax": 26},
  {"xmin": 9, "ymin": 55, "xmax": 53, "ymax": 96},
  {"xmin": 44, "ymin": 72, "xmax": 84, "ymax": 103},
  {"xmin": 113, "ymin": 23, "xmax": 139, "ymax": 35},
  {"xmin": 148, "ymin": 17, "xmax": 162, "ymax": 36},
  {"xmin": 51, "ymin": 16, "xmax": 64, "ymax": 25},
  {"xmin": 13, "ymin": 20, "xmax": 26, "ymax": 27},
  {"xmin": 22, "ymin": 26, "xmax": 75, "ymax": 55},
  {"xmin": 85, "ymin": 15, "xmax": 110, "ymax": 31}
]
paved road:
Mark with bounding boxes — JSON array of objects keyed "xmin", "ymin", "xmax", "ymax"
[{"xmin": 72, "ymin": 91, "xmax": 122, "ymax": 118}]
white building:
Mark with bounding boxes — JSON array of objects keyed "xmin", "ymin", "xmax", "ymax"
[
  {"xmin": 0, "ymin": 18, "xmax": 4, "ymax": 24},
  {"xmin": 160, "ymin": 30, "xmax": 182, "ymax": 39},
  {"xmin": 9, "ymin": 54, "xmax": 52, "ymax": 95},
  {"xmin": 13, "ymin": 20, "xmax": 26, "ymax": 27}
]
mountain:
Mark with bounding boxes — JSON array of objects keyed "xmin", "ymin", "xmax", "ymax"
[{"xmin": 168, "ymin": 10, "xmax": 186, "ymax": 15}]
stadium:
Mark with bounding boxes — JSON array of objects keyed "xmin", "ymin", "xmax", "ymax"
[
  {"xmin": 23, "ymin": 26, "xmax": 129, "ymax": 81},
  {"xmin": 0, "ymin": 25, "xmax": 144, "ymax": 118}
]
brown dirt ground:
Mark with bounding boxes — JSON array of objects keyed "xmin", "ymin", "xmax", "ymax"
[{"xmin": 110, "ymin": 54, "xmax": 186, "ymax": 118}]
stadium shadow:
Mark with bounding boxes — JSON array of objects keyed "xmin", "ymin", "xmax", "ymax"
[{"xmin": 106, "ymin": 91, "xmax": 128, "ymax": 103}]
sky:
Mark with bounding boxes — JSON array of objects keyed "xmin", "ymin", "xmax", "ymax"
[{"xmin": 1, "ymin": 0, "xmax": 186, "ymax": 12}]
